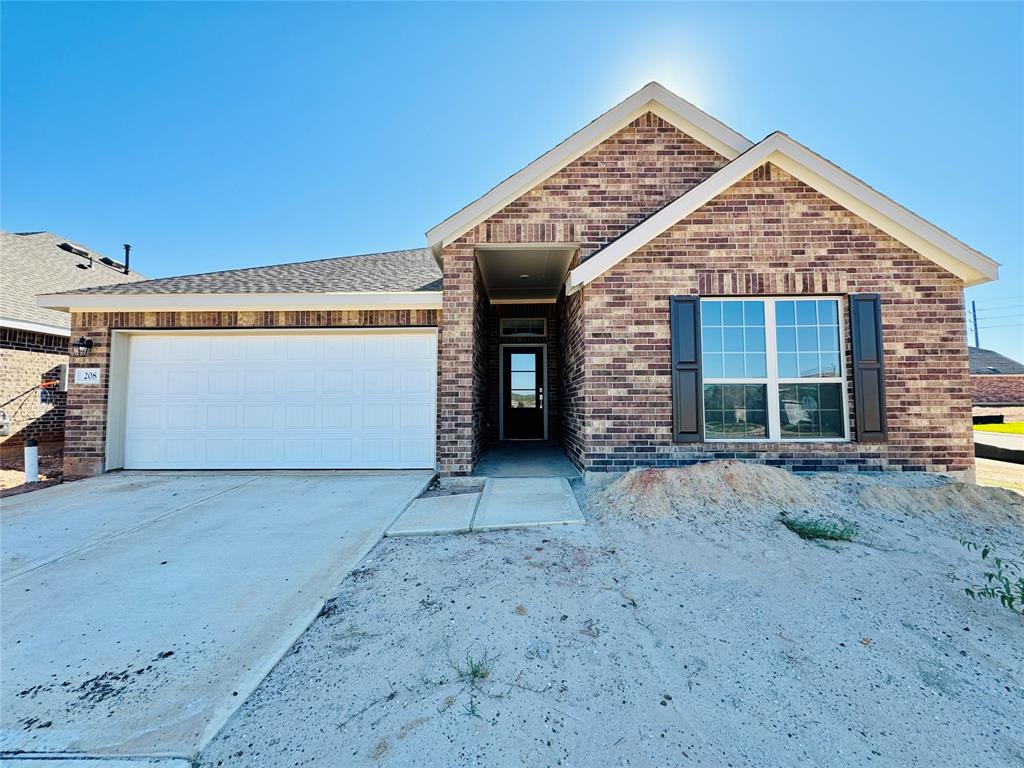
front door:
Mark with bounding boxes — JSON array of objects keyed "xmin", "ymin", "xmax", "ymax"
[{"xmin": 502, "ymin": 346, "xmax": 544, "ymax": 439}]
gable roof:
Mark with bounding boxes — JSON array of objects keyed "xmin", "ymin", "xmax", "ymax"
[
  {"xmin": 567, "ymin": 132, "xmax": 999, "ymax": 292},
  {"xmin": 38, "ymin": 248, "xmax": 442, "ymax": 312},
  {"xmin": 425, "ymin": 82, "xmax": 754, "ymax": 257},
  {"xmin": 969, "ymin": 346, "xmax": 1024, "ymax": 375},
  {"xmin": 1, "ymin": 231, "xmax": 147, "ymax": 335}
]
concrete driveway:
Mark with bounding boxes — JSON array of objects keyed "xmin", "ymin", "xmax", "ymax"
[{"xmin": 1, "ymin": 470, "xmax": 431, "ymax": 761}]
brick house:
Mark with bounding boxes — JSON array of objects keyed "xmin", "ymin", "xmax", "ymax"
[
  {"xmin": 1, "ymin": 232, "xmax": 145, "ymax": 458},
  {"xmin": 969, "ymin": 347, "xmax": 1024, "ymax": 406},
  {"xmin": 39, "ymin": 84, "xmax": 998, "ymax": 481}
]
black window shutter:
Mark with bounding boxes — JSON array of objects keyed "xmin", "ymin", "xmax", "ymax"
[
  {"xmin": 670, "ymin": 296, "xmax": 702, "ymax": 442},
  {"xmin": 849, "ymin": 293, "xmax": 887, "ymax": 443}
]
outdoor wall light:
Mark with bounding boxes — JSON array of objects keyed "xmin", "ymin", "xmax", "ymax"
[{"xmin": 72, "ymin": 336, "xmax": 94, "ymax": 357}]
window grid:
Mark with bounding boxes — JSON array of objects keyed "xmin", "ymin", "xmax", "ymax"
[
  {"xmin": 701, "ymin": 297, "xmax": 849, "ymax": 442},
  {"xmin": 499, "ymin": 317, "xmax": 546, "ymax": 337}
]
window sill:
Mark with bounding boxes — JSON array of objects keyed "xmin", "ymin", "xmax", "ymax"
[{"xmin": 701, "ymin": 438, "xmax": 851, "ymax": 444}]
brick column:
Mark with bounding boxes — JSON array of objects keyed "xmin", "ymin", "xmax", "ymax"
[
  {"xmin": 438, "ymin": 243, "xmax": 481, "ymax": 476},
  {"xmin": 63, "ymin": 312, "xmax": 111, "ymax": 478}
]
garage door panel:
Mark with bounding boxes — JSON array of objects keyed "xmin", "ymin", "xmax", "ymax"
[
  {"xmin": 124, "ymin": 332, "xmax": 436, "ymax": 469},
  {"xmin": 322, "ymin": 405, "xmax": 352, "ymax": 428},
  {"xmin": 167, "ymin": 370, "xmax": 199, "ymax": 395},
  {"xmin": 323, "ymin": 370, "xmax": 354, "ymax": 394}
]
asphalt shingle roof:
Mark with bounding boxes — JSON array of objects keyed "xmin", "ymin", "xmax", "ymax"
[
  {"xmin": 56, "ymin": 248, "xmax": 442, "ymax": 296},
  {"xmin": 1, "ymin": 231, "xmax": 148, "ymax": 332},
  {"xmin": 969, "ymin": 346, "xmax": 1024, "ymax": 375}
]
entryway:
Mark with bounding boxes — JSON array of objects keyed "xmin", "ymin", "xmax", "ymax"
[{"xmin": 473, "ymin": 440, "xmax": 579, "ymax": 478}]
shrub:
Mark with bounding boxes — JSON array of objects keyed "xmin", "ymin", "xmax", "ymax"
[{"xmin": 961, "ymin": 540, "xmax": 1024, "ymax": 616}]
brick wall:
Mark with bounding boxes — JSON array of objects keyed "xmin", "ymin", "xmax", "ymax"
[
  {"xmin": 582, "ymin": 163, "xmax": 973, "ymax": 474},
  {"xmin": 972, "ymin": 375, "xmax": 1024, "ymax": 406},
  {"xmin": 558, "ymin": 270, "xmax": 586, "ymax": 470},
  {"xmin": 63, "ymin": 309, "xmax": 439, "ymax": 477},
  {"xmin": 0, "ymin": 328, "xmax": 69, "ymax": 452}
]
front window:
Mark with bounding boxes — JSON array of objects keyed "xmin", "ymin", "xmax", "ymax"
[{"xmin": 701, "ymin": 298, "xmax": 847, "ymax": 441}]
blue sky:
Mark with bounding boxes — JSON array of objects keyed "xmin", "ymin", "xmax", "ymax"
[{"xmin": 3, "ymin": 2, "xmax": 1021, "ymax": 358}]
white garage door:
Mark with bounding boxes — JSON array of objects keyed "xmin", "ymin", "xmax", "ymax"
[{"xmin": 123, "ymin": 331, "xmax": 436, "ymax": 469}]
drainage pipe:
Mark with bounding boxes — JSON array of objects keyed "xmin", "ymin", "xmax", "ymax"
[{"xmin": 24, "ymin": 438, "xmax": 39, "ymax": 484}]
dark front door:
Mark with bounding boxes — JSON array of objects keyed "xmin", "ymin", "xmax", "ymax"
[{"xmin": 502, "ymin": 346, "xmax": 544, "ymax": 439}]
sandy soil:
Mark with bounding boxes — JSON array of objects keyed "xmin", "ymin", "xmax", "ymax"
[
  {"xmin": 0, "ymin": 451, "xmax": 63, "ymax": 496},
  {"xmin": 976, "ymin": 457, "xmax": 1024, "ymax": 496},
  {"xmin": 200, "ymin": 463, "xmax": 1023, "ymax": 768}
]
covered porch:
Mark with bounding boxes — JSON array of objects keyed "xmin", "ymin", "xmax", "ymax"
[{"xmin": 459, "ymin": 243, "xmax": 582, "ymax": 478}]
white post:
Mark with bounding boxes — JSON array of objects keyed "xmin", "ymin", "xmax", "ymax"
[{"xmin": 24, "ymin": 438, "xmax": 39, "ymax": 484}]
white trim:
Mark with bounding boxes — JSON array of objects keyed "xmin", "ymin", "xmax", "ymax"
[
  {"xmin": 568, "ymin": 132, "xmax": 999, "ymax": 292},
  {"xmin": 426, "ymin": 82, "xmax": 753, "ymax": 256},
  {"xmin": 37, "ymin": 291, "xmax": 443, "ymax": 313},
  {"xmin": 1, "ymin": 316, "xmax": 71, "ymax": 337},
  {"xmin": 700, "ymin": 297, "xmax": 851, "ymax": 443},
  {"xmin": 498, "ymin": 343, "xmax": 548, "ymax": 441},
  {"xmin": 105, "ymin": 332, "xmax": 131, "ymax": 471}
]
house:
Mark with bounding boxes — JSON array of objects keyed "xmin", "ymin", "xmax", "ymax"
[
  {"xmin": 1, "ymin": 231, "xmax": 146, "ymax": 458},
  {"xmin": 969, "ymin": 346, "xmax": 1024, "ymax": 406},
  {"xmin": 38, "ymin": 83, "xmax": 999, "ymax": 481}
]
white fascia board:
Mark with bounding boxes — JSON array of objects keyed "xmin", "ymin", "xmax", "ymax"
[
  {"xmin": 426, "ymin": 82, "xmax": 753, "ymax": 257},
  {"xmin": 567, "ymin": 132, "xmax": 998, "ymax": 293},
  {"xmin": 36, "ymin": 291, "xmax": 444, "ymax": 313},
  {"xmin": 0, "ymin": 316, "xmax": 71, "ymax": 337}
]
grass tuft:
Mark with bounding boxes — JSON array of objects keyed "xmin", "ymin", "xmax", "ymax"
[
  {"xmin": 453, "ymin": 652, "xmax": 494, "ymax": 687},
  {"xmin": 781, "ymin": 516, "xmax": 859, "ymax": 542}
]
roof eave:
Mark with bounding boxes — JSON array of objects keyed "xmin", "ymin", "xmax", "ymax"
[{"xmin": 37, "ymin": 291, "xmax": 444, "ymax": 313}]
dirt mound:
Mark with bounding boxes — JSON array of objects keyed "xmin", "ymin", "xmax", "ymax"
[
  {"xmin": 593, "ymin": 460, "xmax": 1024, "ymax": 528},
  {"xmin": 855, "ymin": 481, "xmax": 1023, "ymax": 527},
  {"xmin": 592, "ymin": 460, "xmax": 822, "ymax": 520}
]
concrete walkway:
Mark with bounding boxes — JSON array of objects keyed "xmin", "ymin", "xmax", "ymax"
[
  {"xmin": 1, "ymin": 470, "xmax": 431, "ymax": 760},
  {"xmin": 473, "ymin": 442, "xmax": 580, "ymax": 478},
  {"xmin": 387, "ymin": 477, "xmax": 584, "ymax": 536}
]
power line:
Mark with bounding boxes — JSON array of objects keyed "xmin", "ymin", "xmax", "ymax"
[
  {"xmin": 977, "ymin": 323, "xmax": 1024, "ymax": 330},
  {"xmin": 974, "ymin": 301, "xmax": 1024, "ymax": 313},
  {"xmin": 977, "ymin": 311, "xmax": 1024, "ymax": 321}
]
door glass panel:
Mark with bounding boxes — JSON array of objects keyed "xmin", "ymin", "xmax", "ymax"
[
  {"xmin": 510, "ymin": 354, "xmax": 535, "ymax": 372},
  {"xmin": 510, "ymin": 390, "xmax": 536, "ymax": 408},
  {"xmin": 510, "ymin": 371, "xmax": 535, "ymax": 390}
]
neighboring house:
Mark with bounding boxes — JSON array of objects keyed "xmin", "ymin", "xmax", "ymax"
[
  {"xmin": 969, "ymin": 346, "xmax": 1024, "ymax": 406},
  {"xmin": 39, "ymin": 83, "xmax": 999, "ymax": 480},
  {"xmin": 1, "ymin": 231, "xmax": 146, "ymax": 456}
]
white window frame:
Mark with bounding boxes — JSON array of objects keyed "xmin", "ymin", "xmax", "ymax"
[
  {"xmin": 700, "ymin": 296, "xmax": 850, "ymax": 443},
  {"xmin": 499, "ymin": 317, "xmax": 546, "ymax": 337}
]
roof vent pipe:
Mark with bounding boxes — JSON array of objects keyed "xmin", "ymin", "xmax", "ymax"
[{"xmin": 123, "ymin": 243, "xmax": 131, "ymax": 275}]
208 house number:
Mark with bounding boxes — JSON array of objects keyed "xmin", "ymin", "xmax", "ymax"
[{"xmin": 74, "ymin": 368, "xmax": 101, "ymax": 385}]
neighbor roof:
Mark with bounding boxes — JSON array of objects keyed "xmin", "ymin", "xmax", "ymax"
[
  {"xmin": 1, "ymin": 231, "xmax": 147, "ymax": 335},
  {"xmin": 969, "ymin": 346, "xmax": 1024, "ymax": 375},
  {"xmin": 426, "ymin": 82, "xmax": 754, "ymax": 257},
  {"xmin": 567, "ymin": 132, "xmax": 1000, "ymax": 291}
]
